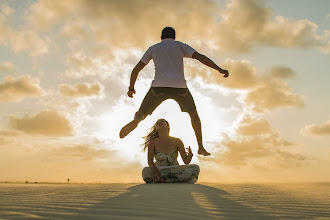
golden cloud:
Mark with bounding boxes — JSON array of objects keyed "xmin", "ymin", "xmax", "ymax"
[
  {"xmin": 246, "ymin": 79, "xmax": 304, "ymax": 112},
  {"xmin": 9, "ymin": 30, "xmax": 49, "ymax": 56},
  {"xmin": 1, "ymin": 5, "xmax": 15, "ymax": 16},
  {"xmin": 0, "ymin": 139, "xmax": 143, "ymax": 182},
  {"xmin": 0, "ymin": 8, "xmax": 48, "ymax": 56},
  {"xmin": 0, "ymin": 75, "xmax": 44, "ymax": 103},
  {"xmin": 9, "ymin": 110, "xmax": 73, "ymax": 136},
  {"xmin": 189, "ymin": 58, "xmax": 304, "ymax": 112},
  {"xmin": 0, "ymin": 62, "xmax": 14, "ymax": 74},
  {"xmin": 0, "ymin": 130, "xmax": 20, "ymax": 145},
  {"xmin": 187, "ymin": 59, "xmax": 259, "ymax": 89},
  {"xmin": 0, "ymin": 129, "xmax": 20, "ymax": 145},
  {"xmin": 26, "ymin": 1, "xmax": 81, "ymax": 31},
  {"xmin": 244, "ymin": 65, "xmax": 303, "ymax": 112},
  {"xmin": 267, "ymin": 66, "xmax": 295, "ymax": 79},
  {"xmin": 63, "ymin": 51, "xmax": 114, "ymax": 78},
  {"xmin": 0, "ymin": 129, "xmax": 22, "ymax": 137},
  {"xmin": 201, "ymin": 115, "xmax": 304, "ymax": 167},
  {"xmin": 213, "ymin": 59, "xmax": 259, "ymax": 89},
  {"xmin": 237, "ymin": 115, "xmax": 273, "ymax": 136},
  {"xmin": 217, "ymin": 0, "xmax": 327, "ymax": 52},
  {"xmin": 59, "ymin": 82, "xmax": 103, "ymax": 98},
  {"xmin": 302, "ymin": 115, "xmax": 330, "ymax": 136},
  {"xmin": 0, "ymin": 137, "xmax": 14, "ymax": 145},
  {"xmin": 24, "ymin": 0, "xmax": 328, "ymax": 55},
  {"xmin": 53, "ymin": 144, "xmax": 116, "ymax": 160},
  {"xmin": 0, "ymin": 13, "xmax": 9, "ymax": 44}
]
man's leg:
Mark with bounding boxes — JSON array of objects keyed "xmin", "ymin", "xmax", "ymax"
[
  {"xmin": 119, "ymin": 87, "xmax": 166, "ymax": 138},
  {"xmin": 189, "ymin": 111, "xmax": 211, "ymax": 156},
  {"xmin": 174, "ymin": 88, "xmax": 211, "ymax": 156},
  {"xmin": 119, "ymin": 112, "xmax": 143, "ymax": 138}
]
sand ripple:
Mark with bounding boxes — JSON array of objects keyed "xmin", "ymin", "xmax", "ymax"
[{"xmin": 0, "ymin": 182, "xmax": 329, "ymax": 219}]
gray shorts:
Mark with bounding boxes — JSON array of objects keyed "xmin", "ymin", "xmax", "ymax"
[{"xmin": 134, "ymin": 87, "xmax": 197, "ymax": 121}]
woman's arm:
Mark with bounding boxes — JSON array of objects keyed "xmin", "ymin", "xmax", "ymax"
[
  {"xmin": 147, "ymin": 139, "xmax": 162, "ymax": 182},
  {"xmin": 177, "ymin": 138, "xmax": 193, "ymax": 164}
]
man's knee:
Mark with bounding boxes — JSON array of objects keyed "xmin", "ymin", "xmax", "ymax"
[{"xmin": 134, "ymin": 111, "xmax": 146, "ymax": 122}]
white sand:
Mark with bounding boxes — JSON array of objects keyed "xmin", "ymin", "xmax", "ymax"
[{"xmin": 0, "ymin": 182, "xmax": 329, "ymax": 219}]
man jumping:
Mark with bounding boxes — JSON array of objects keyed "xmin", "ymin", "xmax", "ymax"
[{"xmin": 119, "ymin": 27, "xmax": 229, "ymax": 156}]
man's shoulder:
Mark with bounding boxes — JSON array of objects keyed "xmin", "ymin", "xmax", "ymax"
[
  {"xmin": 145, "ymin": 42, "xmax": 161, "ymax": 53},
  {"xmin": 150, "ymin": 41, "xmax": 162, "ymax": 48},
  {"xmin": 174, "ymin": 40, "xmax": 189, "ymax": 46}
]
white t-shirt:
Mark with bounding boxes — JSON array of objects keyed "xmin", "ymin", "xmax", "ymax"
[{"xmin": 140, "ymin": 38, "xmax": 196, "ymax": 88}]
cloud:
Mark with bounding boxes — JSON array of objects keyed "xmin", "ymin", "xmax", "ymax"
[
  {"xmin": 8, "ymin": 30, "xmax": 49, "ymax": 56},
  {"xmin": 0, "ymin": 6, "xmax": 48, "ymax": 56},
  {"xmin": 0, "ymin": 13, "xmax": 9, "ymax": 44},
  {"xmin": 0, "ymin": 129, "xmax": 21, "ymax": 137},
  {"xmin": 53, "ymin": 144, "xmax": 115, "ymax": 160},
  {"xmin": 0, "ymin": 61, "xmax": 14, "ymax": 74},
  {"xmin": 302, "ymin": 115, "xmax": 330, "ymax": 136},
  {"xmin": 267, "ymin": 66, "xmax": 295, "ymax": 79},
  {"xmin": 216, "ymin": 59, "xmax": 259, "ymax": 89},
  {"xmin": 246, "ymin": 79, "xmax": 304, "ymax": 112},
  {"xmin": 23, "ymin": 0, "xmax": 328, "ymax": 55},
  {"xmin": 59, "ymin": 82, "xmax": 103, "ymax": 98},
  {"xmin": 237, "ymin": 115, "xmax": 273, "ymax": 136},
  {"xmin": 25, "ymin": 1, "xmax": 81, "ymax": 31},
  {"xmin": 0, "ymin": 129, "xmax": 21, "ymax": 145},
  {"xmin": 189, "ymin": 58, "xmax": 304, "ymax": 112},
  {"xmin": 63, "ymin": 51, "xmax": 114, "ymax": 78},
  {"xmin": 0, "ymin": 137, "xmax": 14, "ymax": 145},
  {"xmin": 0, "ymin": 138, "xmax": 143, "ymax": 182},
  {"xmin": 217, "ymin": 0, "xmax": 328, "ymax": 52},
  {"xmin": 9, "ymin": 110, "xmax": 73, "ymax": 136},
  {"xmin": 0, "ymin": 75, "xmax": 44, "ymax": 103},
  {"xmin": 187, "ymin": 59, "xmax": 259, "ymax": 89},
  {"xmin": 1, "ymin": 4, "xmax": 14, "ymax": 16},
  {"xmin": 201, "ymin": 115, "xmax": 304, "ymax": 167},
  {"xmin": 243, "ymin": 64, "xmax": 303, "ymax": 112}
]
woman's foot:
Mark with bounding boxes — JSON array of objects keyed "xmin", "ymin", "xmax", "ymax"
[
  {"xmin": 198, "ymin": 148, "xmax": 211, "ymax": 156},
  {"xmin": 119, "ymin": 120, "xmax": 139, "ymax": 138}
]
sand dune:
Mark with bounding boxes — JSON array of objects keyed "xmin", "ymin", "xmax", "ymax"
[{"xmin": 0, "ymin": 182, "xmax": 329, "ymax": 219}]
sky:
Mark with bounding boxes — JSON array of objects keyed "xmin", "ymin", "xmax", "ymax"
[{"xmin": 0, "ymin": 0, "xmax": 329, "ymax": 183}]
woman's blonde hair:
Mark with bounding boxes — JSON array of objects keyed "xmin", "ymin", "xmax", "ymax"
[{"xmin": 142, "ymin": 119, "xmax": 170, "ymax": 152}]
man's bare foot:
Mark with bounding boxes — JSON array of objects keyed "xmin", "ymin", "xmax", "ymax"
[
  {"xmin": 198, "ymin": 148, "xmax": 211, "ymax": 156},
  {"xmin": 119, "ymin": 120, "xmax": 138, "ymax": 138}
]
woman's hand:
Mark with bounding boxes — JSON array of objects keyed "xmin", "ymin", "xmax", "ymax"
[
  {"xmin": 152, "ymin": 167, "xmax": 163, "ymax": 183},
  {"xmin": 187, "ymin": 146, "xmax": 193, "ymax": 160}
]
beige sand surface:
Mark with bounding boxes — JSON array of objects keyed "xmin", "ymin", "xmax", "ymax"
[{"xmin": 0, "ymin": 182, "xmax": 329, "ymax": 219}]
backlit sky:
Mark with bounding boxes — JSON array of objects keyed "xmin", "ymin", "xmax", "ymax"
[{"xmin": 0, "ymin": 0, "xmax": 329, "ymax": 183}]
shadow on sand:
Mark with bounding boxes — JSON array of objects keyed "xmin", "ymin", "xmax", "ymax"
[{"xmin": 73, "ymin": 183, "xmax": 275, "ymax": 219}]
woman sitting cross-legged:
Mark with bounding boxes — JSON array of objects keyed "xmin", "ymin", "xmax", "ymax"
[{"xmin": 142, "ymin": 118, "xmax": 200, "ymax": 183}]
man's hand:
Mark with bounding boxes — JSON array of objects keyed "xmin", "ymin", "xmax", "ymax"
[
  {"xmin": 127, "ymin": 89, "xmax": 136, "ymax": 98},
  {"xmin": 219, "ymin": 69, "xmax": 229, "ymax": 78}
]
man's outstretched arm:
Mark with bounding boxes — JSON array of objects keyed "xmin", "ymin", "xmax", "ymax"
[
  {"xmin": 128, "ymin": 61, "xmax": 146, "ymax": 98},
  {"xmin": 192, "ymin": 52, "xmax": 229, "ymax": 77}
]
